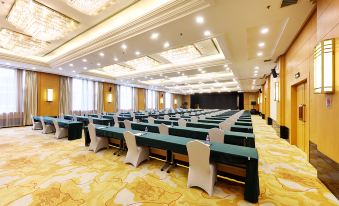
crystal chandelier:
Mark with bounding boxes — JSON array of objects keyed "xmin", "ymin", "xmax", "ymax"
[
  {"xmin": 102, "ymin": 64, "xmax": 134, "ymax": 76},
  {"xmin": 65, "ymin": 0, "xmax": 118, "ymax": 15},
  {"xmin": 159, "ymin": 45, "xmax": 201, "ymax": 63},
  {"xmin": 125, "ymin": 56, "xmax": 160, "ymax": 70},
  {"xmin": 7, "ymin": 0, "xmax": 79, "ymax": 41},
  {"xmin": 0, "ymin": 28, "xmax": 49, "ymax": 55}
]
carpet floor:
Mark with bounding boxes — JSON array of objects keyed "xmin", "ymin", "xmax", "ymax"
[{"xmin": 0, "ymin": 116, "xmax": 337, "ymax": 205}]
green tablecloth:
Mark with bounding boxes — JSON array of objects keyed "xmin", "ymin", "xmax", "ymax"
[
  {"xmin": 120, "ymin": 122, "xmax": 255, "ymax": 147},
  {"xmin": 198, "ymin": 119, "xmax": 224, "ymax": 124},
  {"xmin": 64, "ymin": 115, "xmax": 113, "ymax": 126},
  {"xmin": 34, "ymin": 116, "xmax": 82, "ymax": 140},
  {"xmin": 95, "ymin": 126, "xmax": 259, "ymax": 203}
]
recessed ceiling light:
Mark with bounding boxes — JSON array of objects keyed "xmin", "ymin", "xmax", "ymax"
[
  {"xmin": 150, "ymin": 32, "xmax": 159, "ymax": 40},
  {"xmin": 257, "ymin": 52, "xmax": 263, "ymax": 56},
  {"xmin": 121, "ymin": 44, "xmax": 127, "ymax": 50},
  {"xmin": 258, "ymin": 42, "xmax": 265, "ymax": 48},
  {"xmin": 83, "ymin": 67, "xmax": 87, "ymax": 70},
  {"xmin": 159, "ymin": 74, "xmax": 162, "ymax": 76},
  {"xmin": 254, "ymin": 66, "xmax": 259, "ymax": 70},
  {"xmin": 72, "ymin": 70, "xmax": 76, "ymax": 73},
  {"xmin": 260, "ymin": 27, "xmax": 269, "ymax": 34},
  {"xmin": 32, "ymin": 67, "xmax": 36, "ymax": 70},
  {"xmin": 97, "ymin": 63, "xmax": 101, "ymax": 66},
  {"xmin": 181, "ymin": 73, "xmax": 185, "ymax": 76},
  {"xmin": 5, "ymin": 62, "xmax": 11, "ymax": 65},
  {"xmin": 69, "ymin": 63, "xmax": 74, "ymax": 67},
  {"xmin": 196, "ymin": 16, "xmax": 204, "ymax": 24},
  {"xmin": 203, "ymin": 30, "xmax": 211, "ymax": 36},
  {"xmin": 177, "ymin": 71, "xmax": 180, "ymax": 74},
  {"xmin": 58, "ymin": 67, "xmax": 63, "ymax": 70},
  {"xmin": 99, "ymin": 52, "xmax": 104, "ymax": 57},
  {"xmin": 135, "ymin": 51, "xmax": 140, "ymax": 56},
  {"xmin": 254, "ymin": 70, "xmax": 259, "ymax": 73},
  {"xmin": 198, "ymin": 68, "xmax": 202, "ymax": 71},
  {"xmin": 201, "ymin": 71, "xmax": 206, "ymax": 73},
  {"xmin": 164, "ymin": 42, "xmax": 170, "ymax": 48},
  {"xmin": 223, "ymin": 64, "xmax": 228, "ymax": 68},
  {"xmin": 82, "ymin": 58, "xmax": 87, "ymax": 62},
  {"xmin": 114, "ymin": 57, "xmax": 118, "ymax": 62}
]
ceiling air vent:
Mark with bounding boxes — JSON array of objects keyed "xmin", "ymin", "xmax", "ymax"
[{"xmin": 281, "ymin": 0, "xmax": 298, "ymax": 8}]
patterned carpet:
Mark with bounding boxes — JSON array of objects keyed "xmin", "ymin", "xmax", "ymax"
[{"xmin": 0, "ymin": 116, "xmax": 338, "ymax": 206}]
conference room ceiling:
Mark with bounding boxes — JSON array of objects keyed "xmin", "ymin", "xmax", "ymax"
[{"xmin": 0, "ymin": 0, "xmax": 315, "ymax": 94}]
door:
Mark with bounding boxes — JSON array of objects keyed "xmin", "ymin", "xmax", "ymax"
[{"xmin": 296, "ymin": 83, "xmax": 306, "ymax": 152}]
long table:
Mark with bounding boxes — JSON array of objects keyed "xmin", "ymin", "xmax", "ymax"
[
  {"xmin": 64, "ymin": 115, "xmax": 112, "ymax": 126},
  {"xmin": 95, "ymin": 126, "xmax": 259, "ymax": 203},
  {"xmin": 118, "ymin": 121, "xmax": 255, "ymax": 147},
  {"xmin": 33, "ymin": 116, "xmax": 83, "ymax": 140},
  {"xmin": 141, "ymin": 119, "xmax": 253, "ymax": 133}
]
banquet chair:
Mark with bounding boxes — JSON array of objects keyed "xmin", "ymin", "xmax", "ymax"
[
  {"xmin": 124, "ymin": 120, "xmax": 132, "ymax": 130},
  {"xmin": 219, "ymin": 121, "xmax": 232, "ymax": 131},
  {"xmin": 147, "ymin": 116, "xmax": 155, "ymax": 124},
  {"xmin": 40, "ymin": 117, "xmax": 55, "ymax": 134},
  {"xmin": 208, "ymin": 128, "xmax": 224, "ymax": 143},
  {"xmin": 113, "ymin": 115, "xmax": 119, "ymax": 127},
  {"xmin": 190, "ymin": 116, "xmax": 198, "ymax": 123},
  {"xmin": 88, "ymin": 123, "xmax": 109, "ymax": 153},
  {"xmin": 175, "ymin": 114, "xmax": 181, "ymax": 118},
  {"xmin": 31, "ymin": 115, "xmax": 42, "ymax": 130},
  {"xmin": 53, "ymin": 119, "xmax": 68, "ymax": 139},
  {"xmin": 159, "ymin": 123, "xmax": 169, "ymax": 135},
  {"xmin": 186, "ymin": 140, "xmax": 216, "ymax": 196},
  {"xmin": 178, "ymin": 118, "xmax": 187, "ymax": 127},
  {"xmin": 164, "ymin": 115, "xmax": 170, "ymax": 121},
  {"xmin": 88, "ymin": 117, "xmax": 94, "ymax": 124},
  {"xmin": 123, "ymin": 131, "xmax": 149, "ymax": 167}
]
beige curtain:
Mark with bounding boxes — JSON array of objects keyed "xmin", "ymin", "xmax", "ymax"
[
  {"xmin": 114, "ymin": 84, "xmax": 118, "ymax": 112},
  {"xmin": 97, "ymin": 82, "xmax": 104, "ymax": 113},
  {"xmin": 59, "ymin": 76, "xmax": 72, "ymax": 115},
  {"xmin": 155, "ymin": 91, "xmax": 159, "ymax": 110},
  {"xmin": 23, "ymin": 71, "xmax": 37, "ymax": 125},
  {"xmin": 133, "ymin": 88, "xmax": 138, "ymax": 112}
]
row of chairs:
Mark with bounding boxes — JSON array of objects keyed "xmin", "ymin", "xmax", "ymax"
[
  {"xmin": 87, "ymin": 122, "xmax": 218, "ymax": 195},
  {"xmin": 31, "ymin": 115, "xmax": 68, "ymax": 139}
]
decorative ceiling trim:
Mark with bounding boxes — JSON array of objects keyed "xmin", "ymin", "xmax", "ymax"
[{"xmin": 50, "ymin": 0, "xmax": 211, "ymax": 67}]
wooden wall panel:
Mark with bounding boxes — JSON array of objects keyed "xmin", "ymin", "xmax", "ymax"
[
  {"xmin": 181, "ymin": 95, "xmax": 191, "ymax": 109},
  {"xmin": 158, "ymin": 92, "xmax": 164, "ymax": 110},
  {"xmin": 103, "ymin": 83, "xmax": 115, "ymax": 113},
  {"xmin": 37, "ymin": 73, "xmax": 60, "ymax": 116},
  {"xmin": 243, "ymin": 92, "xmax": 259, "ymax": 111},
  {"xmin": 138, "ymin": 88, "xmax": 145, "ymax": 111}
]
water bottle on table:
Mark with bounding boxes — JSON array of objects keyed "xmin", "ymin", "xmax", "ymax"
[{"xmin": 206, "ymin": 134, "xmax": 210, "ymax": 144}]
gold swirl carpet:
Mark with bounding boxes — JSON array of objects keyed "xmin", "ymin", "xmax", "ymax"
[{"xmin": 0, "ymin": 116, "xmax": 337, "ymax": 205}]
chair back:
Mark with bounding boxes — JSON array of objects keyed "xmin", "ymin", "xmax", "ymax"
[
  {"xmin": 184, "ymin": 113, "xmax": 189, "ymax": 116},
  {"xmin": 123, "ymin": 131, "xmax": 138, "ymax": 153},
  {"xmin": 124, "ymin": 119, "xmax": 132, "ymax": 130},
  {"xmin": 113, "ymin": 115, "xmax": 119, "ymax": 127},
  {"xmin": 31, "ymin": 115, "xmax": 35, "ymax": 124},
  {"xmin": 147, "ymin": 116, "xmax": 155, "ymax": 124},
  {"xmin": 178, "ymin": 118, "xmax": 187, "ymax": 127},
  {"xmin": 219, "ymin": 121, "xmax": 232, "ymax": 131},
  {"xmin": 40, "ymin": 117, "xmax": 46, "ymax": 129},
  {"xmin": 52, "ymin": 119, "xmax": 60, "ymax": 132},
  {"xmin": 88, "ymin": 123, "xmax": 97, "ymax": 144},
  {"xmin": 164, "ymin": 115, "xmax": 170, "ymax": 120},
  {"xmin": 191, "ymin": 116, "xmax": 198, "ymax": 123},
  {"xmin": 175, "ymin": 114, "xmax": 181, "ymax": 118},
  {"xmin": 208, "ymin": 128, "xmax": 224, "ymax": 143},
  {"xmin": 60, "ymin": 113, "xmax": 64, "ymax": 119},
  {"xmin": 88, "ymin": 117, "xmax": 94, "ymax": 124},
  {"xmin": 187, "ymin": 140, "xmax": 211, "ymax": 173},
  {"xmin": 159, "ymin": 123, "xmax": 169, "ymax": 135},
  {"xmin": 199, "ymin": 115, "xmax": 206, "ymax": 120},
  {"xmin": 73, "ymin": 115, "xmax": 77, "ymax": 121}
]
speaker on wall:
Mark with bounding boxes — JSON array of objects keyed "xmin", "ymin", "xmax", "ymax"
[{"xmin": 272, "ymin": 67, "xmax": 278, "ymax": 78}]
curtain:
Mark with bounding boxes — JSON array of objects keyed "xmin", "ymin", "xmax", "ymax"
[
  {"xmin": 23, "ymin": 71, "xmax": 37, "ymax": 125},
  {"xmin": 0, "ymin": 68, "xmax": 24, "ymax": 128},
  {"xmin": 59, "ymin": 76, "xmax": 72, "ymax": 116},
  {"xmin": 97, "ymin": 82, "xmax": 104, "ymax": 113},
  {"xmin": 118, "ymin": 85, "xmax": 134, "ymax": 112},
  {"xmin": 133, "ymin": 88, "xmax": 138, "ymax": 112},
  {"xmin": 71, "ymin": 78, "xmax": 97, "ymax": 115},
  {"xmin": 155, "ymin": 91, "xmax": 159, "ymax": 110},
  {"xmin": 146, "ymin": 89, "xmax": 157, "ymax": 110},
  {"xmin": 113, "ymin": 84, "xmax": 118, "ymax": 112},
  {"xmin": 165, "ymin": 92, "xmax": 172, "ymax": 109}
]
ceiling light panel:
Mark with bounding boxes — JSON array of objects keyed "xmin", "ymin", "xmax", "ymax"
[
  {"xmin": 7, "ymin": 0, "xmax": 79, "ymax": 41},
  {"xmin": 0, "ymin": 28, "xmax": 49, "ymax": 55},
  {"xmin": 101, "ymin": 64, "xmax": 134, "ymax": 76},
  {"xmin": 125, "ymin": 56, "xmax": 160, "ymax": 70},
  {"xmin": 194, "ymin": 39, "xmax": 219, "ymax": 56},
  {"xmin": 64, "ymin": 0, "xmax": 118, "ymax": 15},
  {"xmin": 159, "ymin": 45, "xmax": 201, "ymax": 63}
]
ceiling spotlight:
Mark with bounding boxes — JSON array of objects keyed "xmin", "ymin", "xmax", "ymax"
[
  {"xmin": 160, "ymin": 74, "xmax": 163, "ymax": 76},
  {"xmin": 82, "ymin": 58, "xmax": 87, "ymax": 62},
  {"xmin": 198, "ymin": 68, "xmax": 202, "ymax": 71},
  {"xmin": 99, "ymin": 52, "xmax": 104, "ymax": 57},
  {"xmin": 72, "ymin": 70, "xmax": 76, "ymax": 73},
  {"xmin": 181, "ymin": 73, "xmax": 185, "ymax": 76},
  {"xmin": 258, "ymin": 42, "xmax": 265, "ymax": 48},
  {"xmin": 203, "ymin": 30, "xmax": 211, "ymax": 36},
  {"xmin": 32, "ymin": 67, "xmax": 36, "ymax": 70},
  {"xmin": 196, "ymin": 16, "xmax": 204, "ymax": 24},
  {"xmin": 58, "ymin": 67, "xmax": 63, "ymax": 70},
  {"xmin": 69, "ymin": 63, "xmax": 74, "ymax": 67},
  {"xmin": 177, "ymin": 71, "xmax": 181, "ymax": 74},
  {"xmin": 114, "ymin": 57, "xmax": 118, "ymax": 61},
  {"xmin": 121, "ymin": 44, "xmax": 127, "ymax": 50},
  {"xmin": 150, "ymin": 32, "xmax": 159, "ymax": 40},
  {"xmin": 97, "ymin": 63, "xmax": 101, "ymax": 66},
  {"xmin": 83, "ymin": 67, "xmax": 87, "ymax": 70},
  {"xmin": 164, "ymin": 42, "xmax": 170, "ymax": 48},
  {"xmin": 135, "ymin": 51, "xmax": 140, "ymax": 56},
  {"xmin": 257, "ymin": 52, "xmax": 263, "ymax": 56},
  {"xmin": 223, "ymin": 64, "xmax": 228, "ymax": 68},
  {"xmin": 201, "ymin": 70, "xmax": 206, "ymax": 73},
  {"xmin": 254, "ymin": 66, "xmax": 259, "ymax": 70},
  {"xmin": 260, "ymin": 27, "xmax": 269, "ymax": 34}
]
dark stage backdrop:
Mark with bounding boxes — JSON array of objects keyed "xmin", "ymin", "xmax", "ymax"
[{"xmin": 190, "ymin": 92, "xmax": 244, "ymax": 109}]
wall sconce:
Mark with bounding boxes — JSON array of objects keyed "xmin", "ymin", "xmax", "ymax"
[
  {"xmin": 160, "ymin": 97, "xmax": 164, "ymax": 104},
  {"xmin": 274, "ymin": 82, "xmax": 279, "ymax": 101},
  {"xmin": 47, "ymin": 89, "xmax": 53, "ymax": 102},
  {"xmin": 314, "ymin": 39, "xmax": 334, "ymax": 94},
  {"xmin": 107, "ymin": 93, "xmax": 113, "ymax": 103},
  {"xmin": 174, "ymin": 99, "xmax": 177, "ymax": 105}
]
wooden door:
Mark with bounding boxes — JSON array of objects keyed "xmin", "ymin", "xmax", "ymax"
[{"xmin": 296, "ymin": 83, "xmax": 306, "ymax": 152}]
